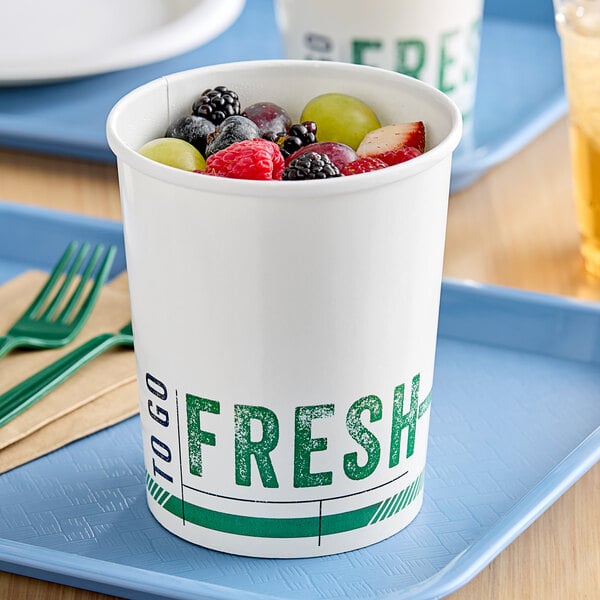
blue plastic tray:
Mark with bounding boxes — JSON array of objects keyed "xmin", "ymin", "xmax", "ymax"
[
  {"xmin": 0, "ymin": 200, "xmax": 598, "ymax": 599},
  {"xmin": 0, "ymin": 0, "xmax": 566, "ymax": 192}
]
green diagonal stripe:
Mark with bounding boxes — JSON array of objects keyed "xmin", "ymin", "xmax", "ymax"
[
  {"xmin": 400, "ymin": 473, "xmax": 423, "ymax": 512},
  {"xmin": 379, "ymin": 493, "xmax": 400, "ymax": 522},
  {"xmin": 371, "ymin": 495, "xmax": 393, "ymax": 523},
  {"xmin": 147, "ymin": 477, "xmax": 171, "ymax": 505},
  {"xmin": 387, "ymin": 489, "xmax": 405, "ymax": 518},
  {"xmin": 406, "ymin": 480, "xmax": 419, "ymax": 507},
  {"xmin": 149, "ymin": 481, "xmax": 160, "ymax": 499},
  {"xmin": 418, "ymin": 391, "xmax": 431, "ymax": 418}
]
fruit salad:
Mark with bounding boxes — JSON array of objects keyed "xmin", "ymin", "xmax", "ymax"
[{"xmin": 138, "ymin": 86, "xmax": 426, "ymax": 181}]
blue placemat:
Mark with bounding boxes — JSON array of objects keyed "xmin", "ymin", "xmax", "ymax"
[
  {"xmin": 0, "ymin": 0, "xmax": 565, "ymax": 192},
  {"xmin": 0, "ymin": 201, "xmax": 599, "ymax": 599}
]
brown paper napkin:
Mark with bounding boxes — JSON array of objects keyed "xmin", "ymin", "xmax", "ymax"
[{"xmin": 0, "ymin": 270, "xmax": 139, "ymax": 473}]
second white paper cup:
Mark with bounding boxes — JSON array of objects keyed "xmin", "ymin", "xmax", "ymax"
[
  {"xmin": 274, "ymin": 0, "xmax": 483, "ymax": 124},
  {"xmin": 107, "ymin": 60, "xmax": 461, "ymax": 558}
]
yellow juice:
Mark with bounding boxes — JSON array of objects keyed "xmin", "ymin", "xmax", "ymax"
[{"xmin": 556, "ymin": 0, "xmax": 600, "ymax": 276}]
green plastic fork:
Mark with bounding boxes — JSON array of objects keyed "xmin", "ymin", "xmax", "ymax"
[
  {"xmin": 0, "ymin": 322, "xmax": 133, "ymax": 427},
  {"xmin": 0, "ymin": 241, "xmax": 117, "ymax": 360}
]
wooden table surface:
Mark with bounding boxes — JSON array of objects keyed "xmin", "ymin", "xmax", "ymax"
[{"xmin": 0, "ymin": 117, "xmax": 598, "ymax": 599}]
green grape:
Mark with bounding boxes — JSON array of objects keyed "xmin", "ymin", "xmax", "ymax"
[
  {"xmin": 300, "ymin": 93, "xmax": 381, "ymax": 151},
  {"xmin": 139, "ymin": 137, "xmax": 206, "ymax": 171}
]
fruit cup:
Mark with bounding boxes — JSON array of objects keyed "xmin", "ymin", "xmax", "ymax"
[{"xmin": 106, "ymin": 59, "xmax": 461, "ymax": 558}]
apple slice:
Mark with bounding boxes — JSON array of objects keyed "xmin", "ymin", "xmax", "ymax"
[{"xmin": 356, "ymin": 121, "xmax": 425, "ymax": 166}]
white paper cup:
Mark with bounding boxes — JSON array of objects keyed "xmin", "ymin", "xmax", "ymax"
[
  {"xmin": 107, "ymin": 59, "xmax": 461, "ymax": 558},
  {"xmin": 274, "ymin": 0, "xmax": 483, "ymax": 126}
]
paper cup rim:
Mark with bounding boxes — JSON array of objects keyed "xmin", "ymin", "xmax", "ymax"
[{"xmin": 106, "ymin": 59, "xmax": 462, "ymax": 198}]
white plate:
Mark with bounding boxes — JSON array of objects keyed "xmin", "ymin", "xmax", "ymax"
[{"xmin": 0, "ymin": 0, "xmax": 246, "ymax": 85}]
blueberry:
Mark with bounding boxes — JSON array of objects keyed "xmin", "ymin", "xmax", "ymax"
[
  {"xmin": 205, "ymin": 115, "xmax": 260, "ymax": 157},
  {"xmin": 165, "ymin": 115, "xmax": 216, "ymax": 157}
]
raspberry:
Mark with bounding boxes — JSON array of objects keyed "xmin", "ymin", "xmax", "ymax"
[
  {"xmin": 282, "ymin": 152, "xmax": 341, "ymax": 181},
  {"xmin": 205, "ymin": 139, "xmax": 284, "ymax": 180},
  {"xmin": 342, "ymin": 156, "xmax": 388, "ymax": 176}
]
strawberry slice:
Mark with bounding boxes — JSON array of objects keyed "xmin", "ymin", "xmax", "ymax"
[
  {"xmin": 341, "ymin": 156, "xmax": 388, "ymax": 176},
  {"xmin": 356, "ymin": 121, "xmax": 425, "ymax": 166}
]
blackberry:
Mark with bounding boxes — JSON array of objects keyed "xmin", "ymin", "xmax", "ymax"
[
  {"xmin": 205, "ymin": 115, "xmax": 260, "ymax": 157},
  {"xmin": 165, "ymin": 115, "xmax": 216, "ymax": 157},
  {"xmin": 278, "ymin": 121, "xmax": 317, "ymax": 158},
  {"xmin": 282, "ymin": 152, "xmax": 341, "ymax": 181},
  {"xmin": 192, "ymin": 86, "xmax": 241, "ymax": 125}
]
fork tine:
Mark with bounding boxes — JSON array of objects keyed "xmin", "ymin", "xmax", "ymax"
[
  {"xmin": 40, "ymin": 242, "xmax": 91, "ymax": 321},
  {"xmin": 24, "ymin": 241, "xmax": 79, "ymax": 317},
  {"xmin": 59, "ymin": 244, "xmax": 117, "ymax": 325},
  {"xmin": 55, "ymin": 243, "xmax": 103, "ymax": 323}
]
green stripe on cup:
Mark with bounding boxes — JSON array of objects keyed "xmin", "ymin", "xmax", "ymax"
[
  {"xmin": 146, "ymin": 470, "xmax": 425, "ymax": 539},
  {"xmin": 368, "ymin": 472, "xmax": 424, "ymax": 525}
]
